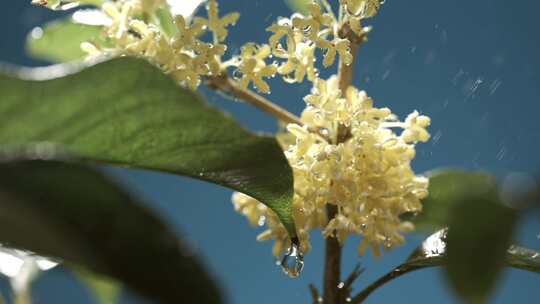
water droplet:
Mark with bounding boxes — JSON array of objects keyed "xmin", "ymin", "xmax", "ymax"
[
  {"xmin": 232, "ymin": 69, "xmax": 243, "ymax": 80},
  {"xmin": 257, "ymin": 216, "xmax": 266, "ymax": 227},
  {"xmin": 319, "ymin": 128, "xmax": 330, "ymax": 136},
  {"xmin": 279, "ymin": 243, "xmax": 304, "ymax": 278},
  {"xmin": 282, "ymin": 72, "xmax": 297, "ymax": 84},
  {"xmin": 337, "ymin": 282, "xmax": 345, "ymax": 289},
  {"xmin": 30, "ymin": 27, "xmax": 43, "ymax": 40}
]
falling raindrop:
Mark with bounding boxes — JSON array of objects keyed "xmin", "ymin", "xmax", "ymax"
[
  {"xmin": 279, "ymin": 242, "xmax": 304, "ymax": 278},
  {"xmin": 489, "ymin": 79, "xmax": 502, "ymax": 95}
]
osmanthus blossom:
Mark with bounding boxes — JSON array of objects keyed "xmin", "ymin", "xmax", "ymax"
[
  {"xmin": 77, "ymin": 0, "xmax": 431, "ymax": 258},
  {"xmin": 232, "ymin": 76, "xmax": 430, "ymax": 257},
  {"xmin": 81, "ymin": 0, "xmax": 237, "ymax": 89}
]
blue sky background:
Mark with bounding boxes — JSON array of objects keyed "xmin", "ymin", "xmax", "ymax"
[{"xmin": 1, "ymin": 0, "xmax": 539, "ymax": 303}]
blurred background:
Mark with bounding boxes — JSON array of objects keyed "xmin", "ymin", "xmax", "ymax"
[{"xmin": 1, "ymin": 0, "xmax": 539, "ymax": 303}]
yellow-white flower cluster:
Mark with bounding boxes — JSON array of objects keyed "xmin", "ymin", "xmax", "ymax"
[
  {"xmin": 82, "ymin": 0, "xmax": 238, "ymax": 89},
  {"xmin": 232, "ymin": 76, "xmax": 430, "ymax": 257},
  {"xmin": 265, "ymin": 3, "xmax": 349, "ymax": 85}
]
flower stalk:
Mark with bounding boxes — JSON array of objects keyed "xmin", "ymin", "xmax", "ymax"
[
  {"xmin": 322, "ymin": 18, "xmax": 365, "ymax": 304},
  {"xmin": 206, "ymin": 74, "xmax": 303, "ymax": 126}
]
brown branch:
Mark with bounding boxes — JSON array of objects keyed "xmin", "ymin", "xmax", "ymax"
[
  {"xmin": 206, "ymin": 74, "xmax": 303, "ymax": 126},
  {"xmin": 323, "ymin": 204, "xmax": 342, "ymax": 304}
]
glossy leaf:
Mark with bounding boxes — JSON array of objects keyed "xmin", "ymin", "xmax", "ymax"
[
  {"xmin": 351, "ymin": 230, "xmax": 540, "ymax": 303},
  {"xmin": 0, "ymin": 155, "xmax": 222, "ymax": 303},
  {"xmin": 445, "ymin": 197, "xmax": 517, "ymax": 303},
  {"xmin": 27, "ymin": 17, "xmax": 104, "ymax": 63},
  {"xmin": 412, "ymin": 170, "xmax": 498, "ymax": 232},
  {"xmin": 0, "ymin": 57, "xmax": 296, "ymax": 235}
]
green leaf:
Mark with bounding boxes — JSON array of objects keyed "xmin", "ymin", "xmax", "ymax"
[
  {"xmin": 73, "ymin": 267, "xmax": 121, "ymax": 304},
  {"xmin": 284, "ymin": 0, "xmax": 311, "ymax": 14},
  {"xmin": 155, "ymin": 7, "xmax": 178, "ymax": 37},
  {"xmin": 27, "ymin": 17, "xmax": 104, "ymax": 63},
  {"xmin": 412, "ymin": 170, "xmax": 498, "ymax": 232},
  {"xmin": 351, "ymin": 230, "xmax": 540, "ymax": 303},
  {"xmin": 0, "ymin": 154, "xmax": 222, "ymax": 303},
  {"xmin": 0, "ymin": 57, "xmax": 296, "ymax": 236},
  {"xmin": 445, "ymin": 198, "xmax": 517, "ymax": 303}
]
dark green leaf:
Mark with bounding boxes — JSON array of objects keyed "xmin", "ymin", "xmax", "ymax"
[
  {"xmin": 351, "ymin": 230, "xmax": 539, "ymax": 303},
  {"xmin": 412, "ymin": 170, "xmax": 498, "ymax": 232},
  {"xmin": 27, "ymin": 18, "xmax": 104, "ymax": 63},
  {"xmin": 0, "ymin": 154, "xmax": 222, "ymax": 303},
  {"xmin": 445, "ymin": 198, "xmax": 517, "ymax": 303},
  {"xmin": 0, "ymin": 57, "xmax": 296, "ymax": 236}
]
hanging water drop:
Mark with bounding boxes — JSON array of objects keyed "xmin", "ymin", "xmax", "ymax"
[
  {"xmin": 232, "ymin": 69, "xmax": 243, "ymax": 80},
  {"xmin": 279, "ymin": 242, "xmax": 304, "ymax": 278}
]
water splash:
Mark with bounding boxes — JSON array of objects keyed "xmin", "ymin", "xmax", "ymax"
[{"xmin": 279, "ymin": 242, "xmax": 304, "ymax": 278}]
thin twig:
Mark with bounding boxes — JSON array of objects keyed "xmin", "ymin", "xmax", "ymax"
[
  {"xmin": 349, "ymin": 265, "xmax": 427, "ymax": 304},
  {"xmin": 206, "ymin": 74, "xmax": 303, "ymax": 126},
  {"xmin": 309, "ymin": 284, "xmax": 322, "ymax": 304},
  {"xmin": 340, "ymin": 264, "xmax": 365, "ymax": 298}
]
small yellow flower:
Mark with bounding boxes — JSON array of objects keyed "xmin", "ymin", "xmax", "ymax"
[
  {"xmin": 102, "ymin": 1, "xmax": 135, "ymax": 43},
  {"xmin": 292, "ymin": 3, "xmax": 333, "ymax": 41},
  {"xmin": 236, "ymin": 43, "xmax": 277, "ymax": 93},
  {"xmin": 267, "ymin": 18, "xmax": 297, "ymax": 54},
  {"xmin": 171, "ymin": 15, "xmax": 205, "ymax": 50},
  {"xmin": 316, "ymin": 37, "xmax": 353, "ymax": 67},
  {"xmin": 193, "ymin": 42, "xmax": 227, "ymax": 75},
  {"xmin": 339, "ymin": 0, "xmax": 381, "ymax": 18},
  {"xmin": 196, "ymin": 0, "xmax": 239, "ymax": 42},
  {"xmin": 276, "ymin": 40, "xmax": 317, "ymax": 83}
]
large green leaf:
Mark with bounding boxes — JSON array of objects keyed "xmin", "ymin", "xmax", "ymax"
[
  {"xmin": 445, "ymin": 198, "xmax": 517, "ymax": 303},
  {"xmin": 0, "ymin": 57, "xmax": 296, "ymax": 235},
  {"xmin": 27, "ymin": 17, "xmax": 104, "ymax": 63},
  {"xmin": 350, "ymin": 230, "xmax": 540, "ymax": 303},
  {"xmin": 412, "ymin": 170, "xmax": 498, "ymax": 232},
  {"xmin": 0, "ymin": 154, "xmax": 222, "ymax": 303}
]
